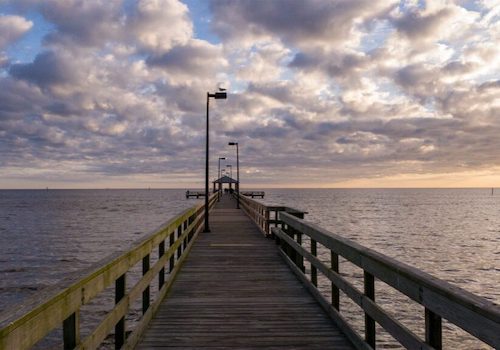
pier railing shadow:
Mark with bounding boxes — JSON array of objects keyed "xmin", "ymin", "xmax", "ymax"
[
  {"xmin": 0, "ymin": 193, "xmax": 218, "ymax": 350},
  {"xmin": 237, "ymin": 193, "xmax": 500, "ymax": 350}
]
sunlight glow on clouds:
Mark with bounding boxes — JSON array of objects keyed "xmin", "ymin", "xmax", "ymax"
[{"xmin": 0, "ymin": 0, "xmax": 499, "ymax": 188}]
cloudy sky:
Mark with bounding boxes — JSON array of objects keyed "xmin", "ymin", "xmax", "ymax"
[{"xmin": 0, "ymin": 0, "xmax": 499, "ymax": 189}]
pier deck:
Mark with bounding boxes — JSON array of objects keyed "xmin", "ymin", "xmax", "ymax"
[{"xmin": 136, "ymin": 195, "xmax": 354, "ymax": 349}]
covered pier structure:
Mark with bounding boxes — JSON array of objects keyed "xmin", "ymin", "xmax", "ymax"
[{"xmin": 212, "ymin": 174, "xmax": 238, "ymax": 193}]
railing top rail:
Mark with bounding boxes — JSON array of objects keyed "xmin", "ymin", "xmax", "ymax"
[
  {"xmin": 279, "ymin": 212, "xmax": 500, "ymax": 320},
  {"xmin": 279, "ymin": 211, "xmax": 500, "ymax": 346},
  {"xmin": 0, "ymin": 193, "xmax": 217, "ymax": 331}
]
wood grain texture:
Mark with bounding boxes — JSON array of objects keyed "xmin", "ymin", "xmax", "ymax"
[
  {"xmin": 136, "ymin": 195, "xmax": 354, "ymax": 349},
  {"xmin": 277, "ymin": 212, "xmax": 500, "ymax": 349}
]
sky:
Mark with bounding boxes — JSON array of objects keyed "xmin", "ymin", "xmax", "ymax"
[{"xmin": 0, "ymin": 0, "xmax": 499, "ymax": 189}]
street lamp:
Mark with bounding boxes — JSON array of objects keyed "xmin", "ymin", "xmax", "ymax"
[
  {"xmin": 228, "ymin": 142, "xmax": 239, "ymax": 209},
  {"xmin": 218, "ymin": 157, "xmax": 226, "ymax": 180},
  {"xmin": 217, "ymin": 157, "xmax": 226, "ymax": 201},
  {"xmin": 204, "ymin": 90, "xmax": 227, "ymax": 233}
]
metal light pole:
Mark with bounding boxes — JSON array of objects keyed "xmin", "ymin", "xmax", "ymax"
[
  {"xmin": 218, "ymin": 157, "xmax": 226, "ymax": 180},
  {"xmin": 204, "ymin": 90, "xmax": 227, "ymax": 233},
  {"xmin": 228, "ymin": 142, "xmax": 239, "ymax": 209},
  {"xmin": 217, "ymin": 157, "xmax": 226, "ymax": 201}
]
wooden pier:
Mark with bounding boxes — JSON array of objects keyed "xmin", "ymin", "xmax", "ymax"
[
  {"xmin": 137, "ymin": 195, "xmax": 353, "ymax": 349},
  {"xmin": 241, "ymin": 190, "xmax": 265, "ymax": 198},
  {"xmin": 1, "ymin": 193, "xmax": 499, "ymax": 349},
  {"xmin": 185, "ymin": 190, "xmax": 206, "ymax": 199}
]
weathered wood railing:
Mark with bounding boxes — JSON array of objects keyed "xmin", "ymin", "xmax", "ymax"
[
  {"xmin": 239, "ymin": 195, "xmax": 500, "ymax": 349},
  {"xmin": 273, "ymin": 213, "xmax": 500, "ymax": 349},
  {"xmin": 0, "ymin": 193, "xmax": 218, "ymax": 350},
  {"xmin": 240, "ymin": 191, "xmax": 265, "ymax": 198},
  {"xmin": 237, "ymin": 193, "xmax": 306, "ymax": 235}
]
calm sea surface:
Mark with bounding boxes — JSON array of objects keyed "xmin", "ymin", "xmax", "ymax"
[
  {"xmin": 0, "ymin": 188, "xmax": 498, "ymax": 349},
  {"xmin": 261, "ymin": 188, "xmax": 499, "ymax": 349}
]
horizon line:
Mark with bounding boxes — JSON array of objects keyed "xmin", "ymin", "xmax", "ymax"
[{"xmin": 0, "ymin": 186, "xmax": 497, "ymax": 190}]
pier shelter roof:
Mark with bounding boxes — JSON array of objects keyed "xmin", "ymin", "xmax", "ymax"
[{"xmin": 213, "ymin": 175, "xmax": 238, "ymax": 184}]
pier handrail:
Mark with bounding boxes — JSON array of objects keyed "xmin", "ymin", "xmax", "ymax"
[
  {"xmin": 0, "ymin": 193, "xmax": 218, "ymax": 350},
  {"xmin": 272, "ymin": 212, "xmax": 500, "ymax": 350},
  {"xmin": 236, "ymin": 193, "xmax": 306, "ymax": 235}
]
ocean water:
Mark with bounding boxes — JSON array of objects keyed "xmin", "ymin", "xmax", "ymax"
[
  {"xmin": 0, "ymin": 189, "xmax": 198, "ymax": 348},
  {"xmin": 0, "ymin": 188, "xmax": 498, "ymax": 349},
  {"xmin": 260, "ymin": 188, "xmax": 500, "ymax": 349}
]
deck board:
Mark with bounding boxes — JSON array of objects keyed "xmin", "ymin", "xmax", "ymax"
[{"xmin": 136, "ymin": 195, "xmax": 354, "ymax": 349}]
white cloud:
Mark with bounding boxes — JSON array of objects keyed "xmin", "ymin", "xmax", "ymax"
[
  {"xmin": 0, "ymin": 14, "xmax": 33, "ymax": 50},
  {"xmin": 127, "ymin": 0, "xmax": 193, "ymax": 53},
  {"xmin": 0, "ymin": 0, "xmax": 499, "ymax": 187}
]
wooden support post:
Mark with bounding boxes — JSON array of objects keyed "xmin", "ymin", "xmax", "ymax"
[
  {"xmin": 265, "ymin": 209, "xmax": 270, "ymax": 235},
  {"xmin": 280, "ymin": 224, "xmax": 289, "ymax": 252},
  {"xmin": 331, "ymin": 250, "xmax": 340, "ymax": 310},
  {"xmin": 169, "ymin": 232, "xmax": 175, "ymax": 272},
  {"xmin": 188, "ymin": 215, "xmax": 194, "ymax": 241},
  {"xmin": 177, "ymin": 225, "xmax": 182, "ymax": 259},
  {"xmin": 142, "ymin": 254, "xmax": 150, "ymax": 314},
  {"xmin": 364, "ymin": 271, "xmax": 376, "ymax": 348},
  {"xmin": 159, "ymin": 241, "xmax": 165, "ymax": 289},
  {"xmin": 115, "ymin": 274, "xmax": 126, "ymax": 349},
  {"xmin": 425, "ymin": 308, "xmax": 442, "ymax": 350},
  {"xmin": 183, "ymin": 220, "xmax": 188, "ymax": 250},
  {"xmin": 296, "ymin": 232, "xmax": 305, "ymax": 273},
  {"xmin": 284, "ymin": 224, "xmax": 295, "ymax": 261},
  {"xmin": 63, "ymin": 311, "xmax": 79, "ymax": 350},
  {"xmin": 311, "ymin": 239, "xmax": 317, "ymax": 286}
]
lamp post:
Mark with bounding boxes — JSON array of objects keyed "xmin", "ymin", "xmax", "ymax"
[
  {"xmin": 228, "ymin": 142, "xmax": 239, "ymax": 209},
  {"xmin": 218, "ymin": 157, "xmax": 226, "ymax": 180},
  {"xmin": 217, "ymin": 157, "xmax": 226, "ymax": 201},
  {"xmin": 204, "ymin": 90, "xmax": 227, "ymax": 233}
]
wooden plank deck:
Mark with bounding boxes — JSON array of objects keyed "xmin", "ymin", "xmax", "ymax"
[{"xmin": 136, "ymin": 195, "xmax": 354, "ymax": 349}]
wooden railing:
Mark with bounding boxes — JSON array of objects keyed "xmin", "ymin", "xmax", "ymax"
[
  {"xmin": 237, "ymin": 194, "xmax": 500, "ymax": 349},
  {"xmin": 237, "ymin": 193, "xmax": 306, "ymax": 235},
  {"xmin": 0, "ymin": 193, "xmax": 218, "ymax": 350},
  {"xmin": 271, "ymin": 212, "xmax": 500, "ymax": 350},
  {"xmin": 240, "ymin": 191, "xmax": 265, "ymax": 198}
]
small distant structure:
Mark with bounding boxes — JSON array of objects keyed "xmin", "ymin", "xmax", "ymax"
[
  {"xmin": 185, "ymin": 190, "xmax": 206, "ymax": 199},
  {"xmin": 212, "ymin": 175, "xmax": 238, "ymax": 193},
  {"xmin": 241, "ymin": 191, "xmax": 265, "ymax": 198}
]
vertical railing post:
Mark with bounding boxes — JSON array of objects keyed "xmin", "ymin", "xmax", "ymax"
[
  {"xmin": 142, "ymin": 254, "xmax": 150, "ymax": 314},
  {"xmin": 289, "ymin": 210, "xmax": 305, "ymax": 272},
  {"xmin": 311, "ymin": 239, "xmax": 317, "ymax": 286},
  {"xmin": 63, "ymin": 311, "xmax": 80, "ymax": 349},
  {"xmin": 115, "ymin": 274, "xmax": 126, "ymax": 349},
  {"xmin": 331, "ymin": 251, "xmax": 340, "ymax": 310},
  {"xmin": 425, "ymin": 308, "xmax": 442, "ymax": 350},
  {"xmin": 177, "ymin": 225, "xmax": 183, "ymax": 259},
  {"xmin": 284, "ymin": 224, "xmax": 296, "ymax": 262},
  {"xmin": 169, "ymin": 232, "xmax": 175, "ymax": 272},
  {"xmin": 159, "ymin": 240, "xmax": 165, "ymax": 289},
  {"xmin": 364, "ymin": 271, "xmax": 376, "ymax": 348},
  {"xmin": 265, "ymin": 209, "xmax": 270, "ymax": 235},
  {"xmin": 275, "ymin": 210, "xmax": 279, "ymax": 230},
  {"xmin": 280, "ymin": 223, "xmax": 290, "ymax": 254},
  {"xmin": 183, "ymin": 220, "xmax": 188, "ymax": 250},
  {"xmin": 295, "ymin": 231, "xmax": 304, "ymax": 272},
  {"xmin": 188, "ymin": 215, "xmax": 194, "ymax": 241},
  {"xmin": 258, "ymin": 206, "xmax": 262, "ymax": 230}
]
